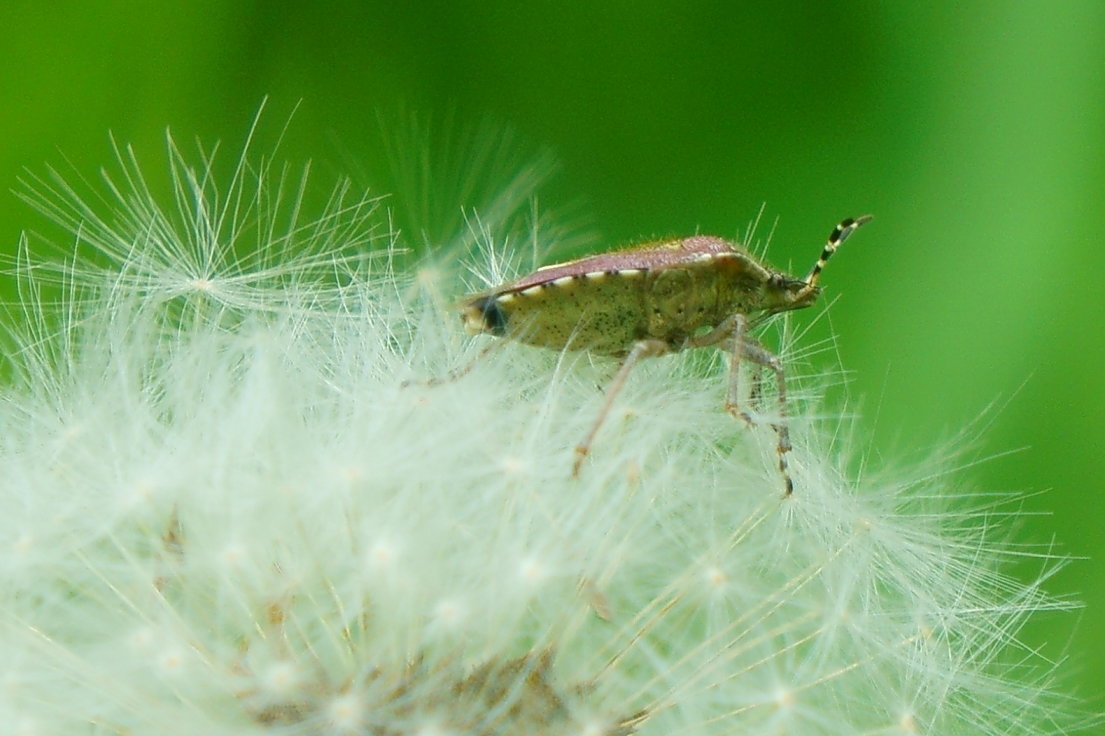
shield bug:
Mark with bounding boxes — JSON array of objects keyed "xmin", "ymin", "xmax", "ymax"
[{"xmin": 456, "ymin": 215, "xmax": 872, "ymax": 495}]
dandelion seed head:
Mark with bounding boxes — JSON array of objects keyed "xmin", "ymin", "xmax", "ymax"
[{"xmin": 0, "ymin": 116, "xmax": 1090, "ymax": 735}]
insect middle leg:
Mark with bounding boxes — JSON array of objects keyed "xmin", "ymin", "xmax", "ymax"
[{"xmin": 572, "ymin": 339, "xmax": 669, "ymax": 477}]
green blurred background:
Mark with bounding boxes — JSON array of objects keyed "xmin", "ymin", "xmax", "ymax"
[{"xmin": 2, "ymin": 0, "xmax": 1102, "ymax": 701}]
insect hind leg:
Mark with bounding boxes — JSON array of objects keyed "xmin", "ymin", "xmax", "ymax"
[{"xmin": 400, "ymin": 338, "xmax": 506, "ymax": 388}]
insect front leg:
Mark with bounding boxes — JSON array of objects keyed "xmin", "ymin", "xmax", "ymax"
[
  {"xmin": 689, "ymin": 314, "xmax": 794, "ymax": 496},
  {"xmin": 747, "ymin": 362, "xmax": 766, "ymax": 413},
  {"xmin": 573, "ymin": 339, "xmax": 669, "ymax": 477},
  {"xmin": 737, "ymin": 338, "xmax": 794, "ymax": 496}
]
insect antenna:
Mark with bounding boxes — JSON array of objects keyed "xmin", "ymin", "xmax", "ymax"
[{"xmin": 802, "ymin": 214, "xmax": 874, "ymax": 289}]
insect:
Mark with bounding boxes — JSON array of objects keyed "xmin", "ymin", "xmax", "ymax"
[{"xmin": 454, "ymin": 215, "xmax": 872, "ymax": 495}]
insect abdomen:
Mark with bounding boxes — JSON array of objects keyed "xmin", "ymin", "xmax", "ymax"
[
  {"xmin": 464, "ymin": 295, "xmax": 508, "ymax": 336},
  {"xmin": 462, "ymin": 270, "xmax": 650, "ymax": 355}
]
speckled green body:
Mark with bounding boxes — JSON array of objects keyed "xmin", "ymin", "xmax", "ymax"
[{"xmin": 461, "ymin": 235, "xmax": 818, "ymax": 357}]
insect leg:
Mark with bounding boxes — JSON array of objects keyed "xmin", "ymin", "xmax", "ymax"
[
  {"xmin": 739, "ymin": 338, "xmax": 794, "ymax": 496},
  {"xmin": 687, "ymin": 315, "xmax": 794, "ymax": 495},
  {"xmin": 747, "ymin": 362, "xmax": 765, "ymax": 412},
  {"xmin": 400, "ymin": 338, "xmax": 506, "ymax": 388},
  {"xmin": 723, "ymin": 315, "xmax": 755, "ymax": 426},
  {"xmin": 573, "ymin": 339, "xmax": 669, "ymax": 476}
]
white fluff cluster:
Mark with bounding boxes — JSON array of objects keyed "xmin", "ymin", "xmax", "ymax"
[{"xmin": 0, "ymin": 120, "xmax": 1086, "ymax": 735}]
